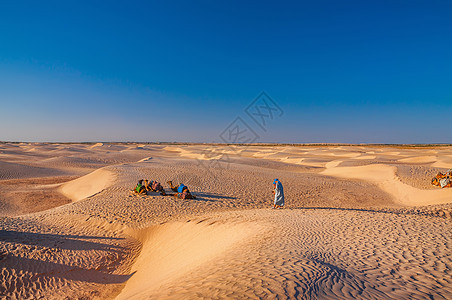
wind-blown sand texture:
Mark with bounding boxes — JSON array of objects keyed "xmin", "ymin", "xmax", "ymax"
[{"xmin": 0, "ymin": 143, "xmax": 451, "ymax": 299}]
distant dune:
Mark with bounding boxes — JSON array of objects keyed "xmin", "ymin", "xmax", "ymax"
[{"xmin": 0, "ymin": 143, "xmax": 451, "ymax": 299}]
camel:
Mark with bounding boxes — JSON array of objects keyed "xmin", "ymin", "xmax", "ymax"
[{"xmin": 432, "ymin": 170, "xmax": 452, "ymax": 188}]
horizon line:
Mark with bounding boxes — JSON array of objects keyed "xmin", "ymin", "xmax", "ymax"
[{"xmin": 1, "ymin": 141, "xmax": 452, "ymax": 148}]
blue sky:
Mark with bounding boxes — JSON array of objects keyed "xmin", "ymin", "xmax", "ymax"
[{"xmin": 0, "ymin": 0, "xmax": 451, "ymax": 143}]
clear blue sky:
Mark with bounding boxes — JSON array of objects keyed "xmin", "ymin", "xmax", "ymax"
[{"xmin": 0, "ymin": 0, "xmax": 451, "ymax": 143}]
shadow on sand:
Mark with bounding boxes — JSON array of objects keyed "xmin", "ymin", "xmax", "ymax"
[
  {"xmin": 192, "ymin": 192, "xmax": 237, "ymax": 202},
  {"xmin": 0, "ymin": 230, "xmax": 124, "ymax": 252},
  {"xmin": 3, "ymin": 255, "xmax": 135, "ymax": 285},
  {"xmin": 294, "ymin": 206, "xmax": 433, "ymax": 217},
  {"xmin": 0, "ymin": 231, "xmax": 135, "ymax": 288}
]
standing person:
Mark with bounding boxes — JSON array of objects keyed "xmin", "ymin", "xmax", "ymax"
[{"xmin": 272, "ymin": 178, "xmax": 284, "ymax": 209}]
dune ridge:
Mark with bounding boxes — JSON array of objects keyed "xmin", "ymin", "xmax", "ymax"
[
  {"xmin": 59, "ymin": 168, "xmax": 116, "ymax": 202},
  {"xmin": 322, "ymin": 164, "xmax": 451, "ymax": 206},
  {"xmin": 117, "ymin": 220, "xmax": 261, "ymax": 299}
]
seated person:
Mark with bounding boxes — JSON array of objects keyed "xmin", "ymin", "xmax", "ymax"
[
  {"xmin": 144, "ymin": 180, "xmax": 166, "ymax": 195},
  {"xmin": 167, "ymin": 181, "xmax": 196, "ymax": 199},
  {"xmin": 133, "ymin": 180, "xmax": 147, "ymax": 194}
]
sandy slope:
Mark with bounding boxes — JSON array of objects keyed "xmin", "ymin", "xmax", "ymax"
[
  {"xmin": 322, "ymin": 164, "xmax": 452, "ymax": 206},
  {"xmin": 0, "ymin": 143, "xmax": 451, "ymax": 299},
  {"xmin": 117, "ymin": 220, "xmax": 261, "ymax": 299},
  {"xmin": 59, "ymin": 168, "xmax": 116, "ymax": 202},
  {"xmin": 144, "ymin": 209, "xmax": 451, "ymax": 299}
]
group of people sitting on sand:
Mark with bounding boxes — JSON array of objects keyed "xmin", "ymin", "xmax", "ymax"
[
  {"xmin": 133, "ymin": 179, "xmax": 197, "ymax": 199},
  {"xmin": 432, "ymin": 169, "xmax": 452, "ymax": 188}
]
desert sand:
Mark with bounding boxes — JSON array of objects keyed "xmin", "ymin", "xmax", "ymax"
[{"xmin": 0, "ymin": 143, "xmax": 451, "ymax": 299}]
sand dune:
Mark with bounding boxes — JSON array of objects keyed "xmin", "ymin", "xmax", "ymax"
[
  {"xmin": 90, "ymin": 142, "xmax": 104, "ymax": 148},
  {"xmin": 39, "ymin": 156, "xmax": 107, "ymax": 170},
  {"xmin": 163, "ymin": 146, "xmax": 224, "ymax": 161},
  {"xmin": 117, "ymin": 220, "xmax": 260, "ymax": 299},
  {"xmin": 280, "ymin": 157, "xmax": 305, "ymax": 164},
  {"xmin": 59, "ymin": 168, "xmax": 116, "ymax": 202},
  {"xmin": 325, "ymin": 160, "xmax": 342, "ymax": 169},
  {"xmin": 322, "ymin": 164, "xmax": 451, "ymax": 206},
  {"xmin": 398, "ymin": 155, "xmax": 437, "ymax": 163},
  {"xmin": 325, "ymin": 151, "xmax": 362, "ymax": 158},
  {"xmin": 353, "ymin": 155, "xmax": 376, "ymax": 160},
  {"xmin": 0, "ymin": 143, "xmax": 451, "ymax": 299},
  {"xmin": 432, "ymin": 155, "xmax": 452, "ymax": 169},
  {"xmin": 145, "ymin": 209, "xmax": 451, "ymax": 299},
  {"xmin": 0, "ymin": 161, "xmax": 67, "ymax": 180},
  {"xmin": 137, "ymin": 157, "xmax": 153, "ymax": 163}
]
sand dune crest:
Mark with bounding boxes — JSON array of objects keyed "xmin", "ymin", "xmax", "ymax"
[
  {"xmin": 59, "ymin": 168, "xmax": 116, "ymax": 202},
  {"xmin": 117, "ymin": 220, "xmax": 260, "ymax": 299},
  {"xmin": 322, "ymin": 164, "xmax": 452, "ymax": 206}
]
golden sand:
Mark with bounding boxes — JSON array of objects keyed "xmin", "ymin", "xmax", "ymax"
[{"xmin": 0, "ymin": 143, "xmax": 451, "ymax": 299}]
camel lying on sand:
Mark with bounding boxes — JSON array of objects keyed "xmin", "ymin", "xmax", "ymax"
[{"xmin": 432, "ymin": 170, "xmax": 452, "ymax": 188}]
